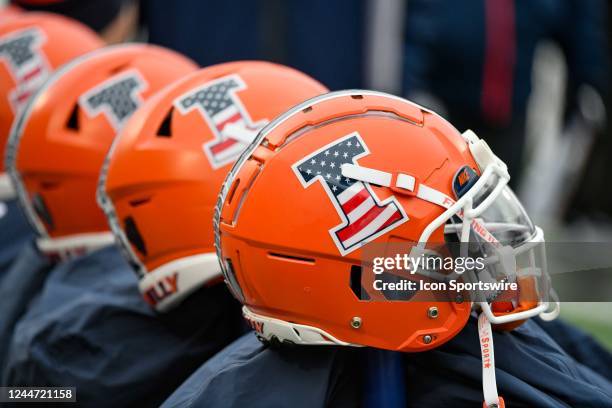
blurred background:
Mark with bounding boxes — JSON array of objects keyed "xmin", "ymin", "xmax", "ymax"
[{"xmin": 3, "ymin": 0, "xmax": 611, "ymax": 347}]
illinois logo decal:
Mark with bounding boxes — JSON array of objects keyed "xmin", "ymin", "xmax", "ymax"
[
  {"xmin": 79, "ymin": 69, "xmax": 147, "ymax": 131},
  {"xmin": 174, "ymin": 74, "xmax": 268, "ymax": 169},
  {"xmin": 0, "ymin": 28, "xmax": 51, "ymax": 114},
  {"xmin": 292, "ymin": 132, "xmax": 408, "ymax": 255}
]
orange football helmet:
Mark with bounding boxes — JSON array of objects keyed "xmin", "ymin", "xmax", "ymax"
[
  {"xmin": 0, "ymin": 12, "xmax": 103, "ymax": 201},
  {"xmin": 215, "ymin": 90, "xmax": 560, "ymax": 407},
  {"xmin": 216, "ymin": 90, "xmax": 560, "ymax": 343},
  {"xmin": 6, "ymin": 43, "xmax": 197, "ymax": 260},
  {"xmin": 98, "ymin": 61, "xmax": 328, "ymax": 312}
]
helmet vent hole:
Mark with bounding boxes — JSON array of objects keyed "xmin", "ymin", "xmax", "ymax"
[
  {"xmin": 66, "ymin": 104, "xmax": 80, "ymax": 130},
  {"xmin": 268, "ymin": 252, "xmax": 315, "ymax": 265},
  {"xmin": 350, "ymin": 265, "xmax": 370, "ymax": 300},
  {"xmin": 123, "ymin": 216, "xmax": 147, "ymax": 256},
  {"xmin": 351, "ymin": 95, "xmax": 364, "ymax": 99},
  {"xmin": 129, "ymin": 197, "xmax": 151, "ymax": 207},
  {"xmin": 109, "ymin": 62, "xmax": 130, "ymax": 75},
  {"xmin": 40, "ymin": 181, "xmax": 60, "ymax": 190},
  {"xmin": 302, "ymin": 106, "xmax": 313, "ymax": 113},
  {"xmin": 156, "ymin": 107, "xmax": 174, "ymax": 137}
]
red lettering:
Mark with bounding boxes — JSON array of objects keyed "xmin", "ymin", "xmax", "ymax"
[
  {"xmin": 165, "ymin": 273, "xmax": 179, "ymax": 294},
  {"xmin": 247, "ymin": 318, "xmax": 265, "ymax": 334}
]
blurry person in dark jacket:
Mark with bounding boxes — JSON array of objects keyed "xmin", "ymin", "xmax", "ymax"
[
  {"xmin": 403, "ymin": 0, "xmax": 609, "ymax": 188},
  {"xmin": 10, "ymin": 0, "xmax": 139, "ymax": 43}
]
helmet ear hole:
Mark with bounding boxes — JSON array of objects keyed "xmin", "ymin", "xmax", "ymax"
[
  {"xmin": 224, "ymin": 257, "xmax": 245, "ymax": 302},
  {"xmin": 123, "ymin": 216, "xmax": 147, "ymax": 256},
  {"xmin": 66, "ymin": 104, "xmax": 80, "ymax": 130},
  {"xmin": 350, "ymin": 265, "xmax": 370, "ymax": 300},
  {"xmin": 156, "ymin": 107, "xmax": 174, "ymax": 137},
  {"xmin": 129, "ymin": 197, "xmax": 151, "ymax": 207},
  {"xmin": 32, "ymin": 193, "xmax": 54, "ymax": 230}
]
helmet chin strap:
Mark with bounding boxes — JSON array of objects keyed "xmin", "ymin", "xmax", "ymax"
[{"xmin": 478, "ymin": 312, "xmax": 505, "ymax": 408}]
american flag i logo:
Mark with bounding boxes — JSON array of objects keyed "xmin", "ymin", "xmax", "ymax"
[
  {"xmin": 80, "ymin": 70, "xmax": 147, "ymax": 131},
  {"xmin": 175, "ymin": 74, "xmax": 267, "ymax": 169},
  {"xmin": 0, "ymin": 28, "xmax": 50, "ymax": 114},
  {"xmin": 292, "ymin": 132, "xmax": 408, "ymax": 255}
]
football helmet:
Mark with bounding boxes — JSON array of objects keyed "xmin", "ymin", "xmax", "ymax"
[
  {"xmin": 215, "ymin": 91, "xmax": 560, "ymax": 407},
  {"xmin": 98, "ymin": 61, "xmax": 328, "ymax": 312},
  {"xmin": 6, "ymin": 43, "xmax": 197, "ymax": 260},
  {"xmin": 0, "ymin": 12, "xmax": 103, "ymax": 201}
]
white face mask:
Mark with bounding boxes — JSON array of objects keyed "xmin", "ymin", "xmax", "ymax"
[{"xmin": 340, "ymin": 129, "xmax": 560, "ymax": 325}]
